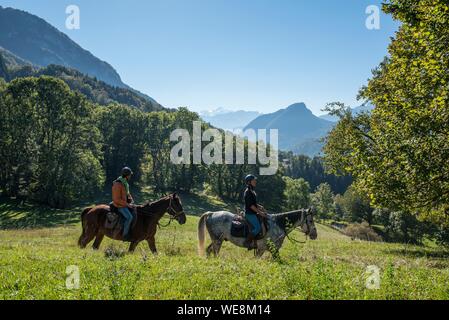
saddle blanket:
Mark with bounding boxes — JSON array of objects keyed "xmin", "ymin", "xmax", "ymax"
[
  {"xmin": 230, "ymin": 219, "xmax": 248, "ymax": 238},
  {"xmin": 105, "ymin": 204, "xmax": 136, "ymax": 232},
  {"xmin": 230, "ymin": 215, "xmax": 268, "ymax": 239}
]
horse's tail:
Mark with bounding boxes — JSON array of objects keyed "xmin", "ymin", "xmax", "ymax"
[
  {"xmin": 198, "ymin": 212, "xmax": 212, "ymax": 256},
  {"xmin": 78, "ymin": 207, "xmax": 92, "ymax": 247}
]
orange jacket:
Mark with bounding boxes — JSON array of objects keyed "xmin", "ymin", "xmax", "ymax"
[{"xmin": 112, "ymin": 181, "xmax": 129, "ymax": 208}]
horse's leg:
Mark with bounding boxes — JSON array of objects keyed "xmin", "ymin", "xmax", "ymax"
[
  {"xmin": 129, "ymin": 241, "xmax": 140, "ymax": 253},
  {"xmin": 79, "ymin": 226, "xmax": 96, "ymax": 249},
  {"xmin": 78, "ymin": 231, "xmax": 87, "ymax": 248},
  {"xmin": 206, "ymin": 240, "xmax": 222, "ymax": 257},
  {"xmin": 147, "ymin": 236, "xmax": 157, "ymax": 255},
  {"xmin": 213, "ymin": 240, "xmax": 223, "ymax": 257},
  {"xmin": 92, "ymin": 233, "xmax": 104, "ymax": 250},
  {"xmin": 255, "ymin": 248, "xmax": 265, "ymax": 258},
  {"xmin": 206, "ymin": 242, "xmax": 214, "ymax": 257}
]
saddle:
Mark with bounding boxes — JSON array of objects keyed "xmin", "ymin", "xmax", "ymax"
[
  {"xmin": 105, "ymin": 203, "xmax": 137, "ymax": 236},
  {"xmin": 230, "ymin": 211, "xmax": 268, "ymax": 240}
]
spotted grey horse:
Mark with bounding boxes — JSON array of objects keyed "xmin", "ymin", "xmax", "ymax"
[{"xmin": 198, "ymin": 208, "xmax": 318, "ymax": 258}]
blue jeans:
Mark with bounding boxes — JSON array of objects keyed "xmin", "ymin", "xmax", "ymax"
[
  {"xmin": 118, "ymin": 207, "xmax": 133, "ymax": 237},
  {"xmin": 245, "ymin": 212, "xmax": 261, "ymax": 237}
]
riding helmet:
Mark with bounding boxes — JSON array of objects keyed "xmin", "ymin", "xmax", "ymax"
[
  {"xmin": 121, "ymin": 167, "xmax": 133, "ymax": 177},
  {"xmin": 245, "ymin": 174, "xmax": 257, "ymax": 184}
]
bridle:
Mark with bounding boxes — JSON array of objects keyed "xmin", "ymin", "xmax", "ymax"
[
  {"xmin": 158, "ymin": 196, "xmax": 185, "ymax": 228},
  {"xmin": 286, "ymin": 209, "xmax": 313, "ymax": 244}
]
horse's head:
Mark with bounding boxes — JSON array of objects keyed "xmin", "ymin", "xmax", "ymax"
[
  {"xmin": 167, "ymin": 193, "xmax": 186, "ymax": 225},
  {"xmin": 301, "ymin": 207, "xmax": 317, "ymax": 240}
]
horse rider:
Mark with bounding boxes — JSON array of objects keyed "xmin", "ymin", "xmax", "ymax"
[
  {"xmin": 112, "ymin": 167, "xmax": 135, "ymax": 241},
  {"xmin": 243, "ymin": 174, "xmax": 267, "ymax": 249}
]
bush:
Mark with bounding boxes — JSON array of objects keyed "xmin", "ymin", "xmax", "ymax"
[
  {"xmin": 343, "ymin": 222, "xmax": 382, "ymax": 242},
  {"xmin": 434, "ymin": 226, "xmax": 449, "ymax": 248},
  {"xmin": 372, "ymin": 208, "xmax": 431, "ymax": 245}
]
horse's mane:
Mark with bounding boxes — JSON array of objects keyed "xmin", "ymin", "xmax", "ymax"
[
  {"xmin": 272, "ymin": 210, "xmax": 305, "ymax": 231},
  {"xmin": 271, "ymin": 209, "xmax": 305, "ymax": 217},
  {"xmin": 136, "ymin": 195, "xmax": 171, "ymax": 215}
]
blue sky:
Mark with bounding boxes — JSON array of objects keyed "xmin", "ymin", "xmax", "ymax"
[{"xmin": 0, "ymin": 0, "xmax": 400, "ymax": 115}]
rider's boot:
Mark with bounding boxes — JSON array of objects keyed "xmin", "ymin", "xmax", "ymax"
[
  {"xmin": 123, "ymin": 232, "xmax": 132, "ymax": 242},
  {"xmin": 244, "ymin": 234, "xmax": 257, "ymax": 250}
]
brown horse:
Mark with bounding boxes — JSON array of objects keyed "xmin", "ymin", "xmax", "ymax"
[{"xmin": 78, "ymin": 193, "xmax": 186, "ymax": 253}]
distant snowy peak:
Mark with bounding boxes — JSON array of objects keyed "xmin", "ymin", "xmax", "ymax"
[{"xmin": 199, "ymin": 108, "xmax": 262, "ymax": 131}]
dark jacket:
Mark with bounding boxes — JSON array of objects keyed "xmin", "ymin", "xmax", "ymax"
[{"xmin": 244, "ymin": 185, "xmax": 258, "ymax": 214}]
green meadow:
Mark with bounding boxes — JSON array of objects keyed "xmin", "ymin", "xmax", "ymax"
[{"xmin": 1, "ymin": 195, "xmax": 449, "ymax": 300}]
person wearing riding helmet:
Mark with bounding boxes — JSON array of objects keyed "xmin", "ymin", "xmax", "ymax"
[
  {"xmin": 243, "ymin": 174, "xmax": 267, "ymax": 249},
  {"xmin": 112, "ymin": 167, "xmax": 135, "ymax": 241}
]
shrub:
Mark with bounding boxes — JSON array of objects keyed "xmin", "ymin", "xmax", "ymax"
[
  {"xmin": 434, "ymin": 226, "xmax": 449, "ymax": 248},
  {"xmin": 343, "ymin": 222, "xmax": 382, "ymax": 242}
]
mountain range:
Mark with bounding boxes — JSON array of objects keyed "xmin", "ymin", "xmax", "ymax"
[
  {"xmin": 0, "ymin": 5, "xmax": 372, "ymax": 158},
  {"xmin": 199, "ymin": 108, "xmax": 262, "ymax": 131},
  {"xmin": 244, "ymin": 103, "xmax": 335, "ymax": 157},
  {"xmin": 0, "ymin": 56, "xmax": 166, "ymax": 112},
  {"xmin": 0, "ymin": 5, "xmax": 161, "ymax": 109}
]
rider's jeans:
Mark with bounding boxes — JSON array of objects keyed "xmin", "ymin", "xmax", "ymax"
[
  {"xmin": 118, "ymin": 207, "xmax": 133, "ymax": 237},
  {"xmin": 245, "ymin": 212, "xmax": 261, "ymax": 237}
]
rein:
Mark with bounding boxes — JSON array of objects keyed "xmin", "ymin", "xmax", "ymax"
[
  {"xmin": 285, "ymin": 210, "xmax": 310, "ymax": 244},
  {"xmin": 286, "ymin": 232, "xmax": 308, "ymax": 244},
  {"xmin": 158, "ymin": 217, "xmax": 173, "ymax": 228},
  {"xmin": 157, "ymin": 196, "xmax": 184, "ymax": 228}
]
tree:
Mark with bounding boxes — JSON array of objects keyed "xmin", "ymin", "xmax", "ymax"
[
  {"xmin": 254, "ymin": 171, "xmax": 286, "ymax": 212},
  {"xmin": 333, "ymin": 194, "xmax": 345, "ymax": 221},
  {"xmin": 372, "ymin": 207, "xmax": 391, "ymax": 227},
  {"xmin": 166, "ymin": 107, "xmax": 207, "ymax": 193},
  {"xmin": 96, "ymin": 104, "xmax": 149, "ymax": 184},
  {"xmin": 283, "ymin": 177, "xmax": 310, "ymax": 211},
  {"xmin": 0, "ymin": 76, "xmax": 104, "ymax": 207},
  {"xmin": 386, "ymin": 211, "xmax": 427, "ymax": 245},
  {"xmin": 324, "ymin": 0, "xmax": 449, "ymax": 222},
  {"xmin": 434, "ymin": 226, "xmax": 449, "ymax": 247},
  {"xmin": 311, "ymin": 183, "xmax": 335, "ymax": 220},
  {"xmin": 280, "ymin": 151, "xmax": 352, "ymax": 195},
  {"xmin": 338, "ymin": 184, "xmax": 374, "ymax": 225}
]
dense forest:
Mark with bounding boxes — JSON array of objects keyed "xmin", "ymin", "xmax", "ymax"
[{"xmin": 280, "ymin": 151, "xmax": 352, "ymax": 195}]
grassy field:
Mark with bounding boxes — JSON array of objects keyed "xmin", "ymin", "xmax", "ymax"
[{"xmin": 1, "ymin": 194, "xmax": 449, "ymax": 300}]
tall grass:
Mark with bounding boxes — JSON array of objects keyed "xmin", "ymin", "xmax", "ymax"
[{"xmin": 1, "ymin": 215, "xmax": 449, "ymax": 300}]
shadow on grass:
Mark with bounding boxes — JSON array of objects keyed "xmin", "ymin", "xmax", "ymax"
[
  {"xmin": 0, "ymin": 199, "xmax": 79, "ymax": 230},
  {"xmin": 181, "ymin": 193, "xmax": 235, "ymax": 216},
  {"xmin": 383, "ymin": 247, "xmax": 449, "ymax": 259},
  {"xmin": 0, "ymin": 189, "xmax": 237, "ymax": 229},
  {"xmin": 135, "ymin": 188, "xmax": 236, "ymax": 216}
]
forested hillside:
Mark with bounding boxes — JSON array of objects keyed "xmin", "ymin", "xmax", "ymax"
[
  {"xmin": 0, "ymin": 76, "xmax": 285, "ymax": 209},
  {"xmin": 0, "ymin": 55, "xmax": 164, "ymax": 112}
]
